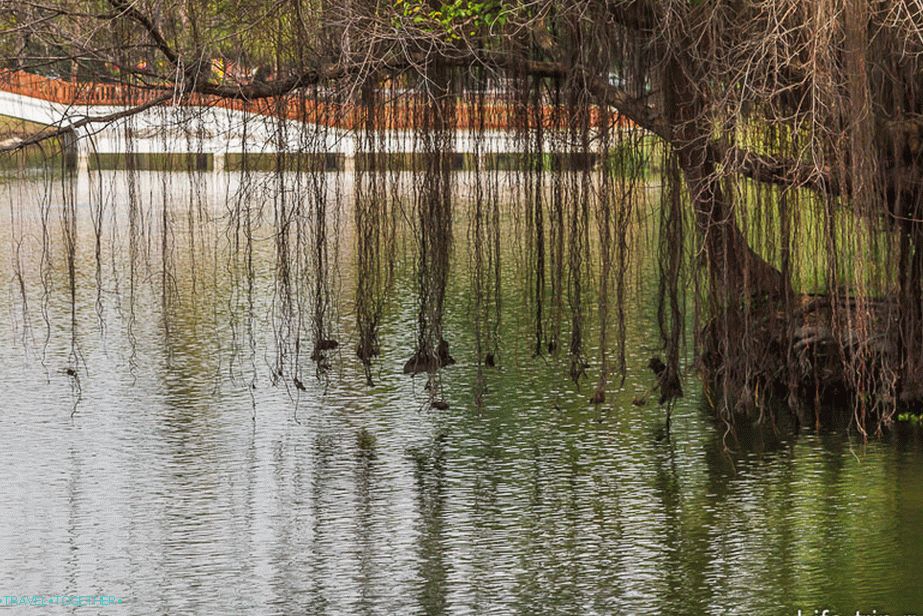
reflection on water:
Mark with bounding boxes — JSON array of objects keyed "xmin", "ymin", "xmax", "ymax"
[{"xmin": 1, "ymin": 172, "xmax": 923, "ymax": 615}]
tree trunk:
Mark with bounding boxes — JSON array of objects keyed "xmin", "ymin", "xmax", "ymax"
[
  {"xmin": 659, "ymin": 56, "xmax": 786, "ymax": 411},
  {"xmin": 662, "ymin": 56, "xmax": 783, "ymax": 299},
  {"xmin": 679, "ymin": 147, "xmax": 784, "ymax": 298}
]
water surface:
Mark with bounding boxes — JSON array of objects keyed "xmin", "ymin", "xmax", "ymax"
[{"xmin": 1, "ymin": 171, "xmax": 922, "ymax": 615}]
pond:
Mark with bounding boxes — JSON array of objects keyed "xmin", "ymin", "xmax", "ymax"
[{"xmin": 1, "ymin": 171, "xmax": 921, "ymax": 615}]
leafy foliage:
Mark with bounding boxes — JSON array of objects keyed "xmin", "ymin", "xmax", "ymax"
[{"xmin": 395, "ymin": 0, "xmax": 507, "ymax": 39}]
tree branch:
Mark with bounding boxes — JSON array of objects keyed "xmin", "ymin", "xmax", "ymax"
[
  {"xmin": 717, "ymin": 144, "xmax": 836, "ymax": 195},
  {"xmin": 107, "ymin": 0, "xmax": 179, "ymax": 66},
  {"xmin": 484, "ymin": 52, "xmax": 671, "ymax": 139}
]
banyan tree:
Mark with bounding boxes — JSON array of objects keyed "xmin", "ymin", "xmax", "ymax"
[{"xmin": 3, "ymin": 0, "xmax": 923, "ymax": 433}]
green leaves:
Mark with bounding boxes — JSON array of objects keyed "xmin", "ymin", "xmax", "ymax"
[{"xmin": 394, "ymin": 0, "xmax": 508, "ymax": 40}]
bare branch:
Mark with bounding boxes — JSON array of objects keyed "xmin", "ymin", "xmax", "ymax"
[{"xmin": 106, "ymin": 0, "xmax": 179, "ymax": 66}]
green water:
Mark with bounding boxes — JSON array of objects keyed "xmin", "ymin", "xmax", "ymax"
[{"xmin": 0, "ymin": 171, "xmax": 921, "ymax": 615}]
